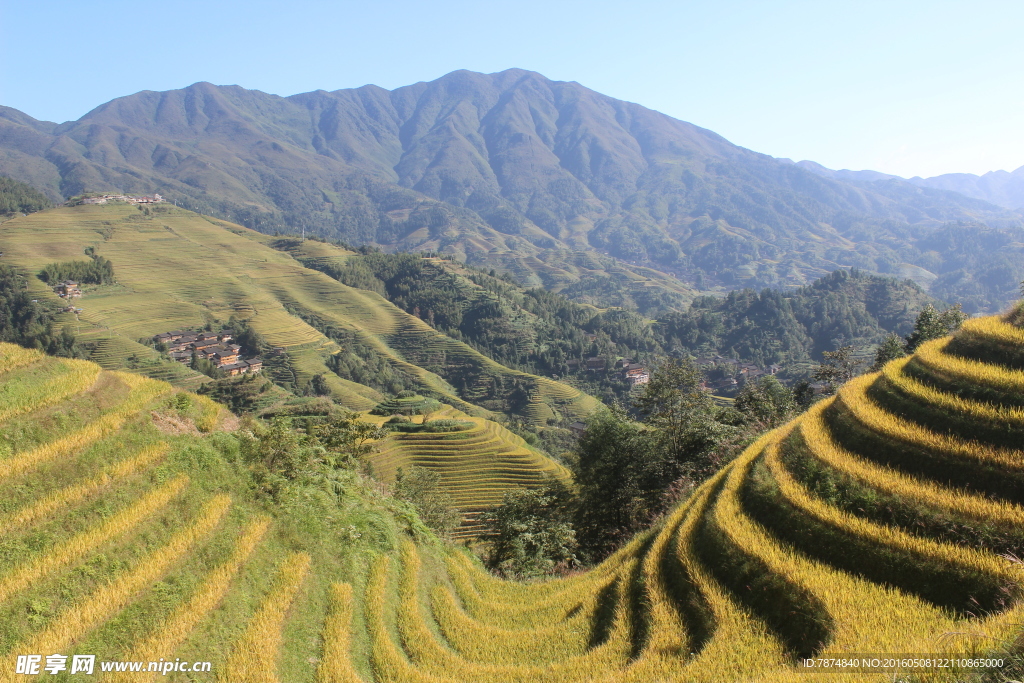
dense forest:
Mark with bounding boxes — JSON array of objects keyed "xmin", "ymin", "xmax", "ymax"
[
  {"xmin": 0, "ymin": 176, "xmax": 51, "ymax": 215},
  {"xmin": 0, "ymin": 265, "xmax": 79, "ymax": 356},
  {"xmin": 657, "ymin": 269, "xmax": 938, "ymax": 369},
  {"xmin": 292, "ymin": 244, "xmax": 944, "ymax": 389}
]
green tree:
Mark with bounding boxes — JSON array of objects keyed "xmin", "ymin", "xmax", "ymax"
[
  {"xmin": 310, "ymin": 373, "xmax": 330, "ymax": 396},
  {"xmin": 633, "ymin": 357, "xmax": 718, "ymax": 462},
  {"xmin": 871, "ymin": 333, "xmax": 907, "ymax": 371},
  {"xmin": 735, "ymin": 375, "xmax": 795, "ymax": 428},
  {"xmin": 571, "ymin": 409, "xmax": 662, "ymax": 558},
  {"xmin": 238, "ymin": 417, "xmax": 305, "ymax": 498},
  {"xmin": 904, "ymin": 304, "xmax": 968, "ymax": 352},
  {"xmin": 393, "ymin": 466, "xmax": 460, "ymax": 536},
  {"xmin": 481, "ymin": 480, "xmax": 578, "ymax": 578},
  {"xmin": 813, "ymin": 345, "xmax": 860, "ymax": 395}
]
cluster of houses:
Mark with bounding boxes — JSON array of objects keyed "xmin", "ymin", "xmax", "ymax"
[
  {"xmin": 80, "ymin": 194, "xmax": 165, "ymax": 205},
  {"xmin": 694, "ymin": 356, "xmax": 781, "ymax": 392},
  {"xmin": 154, "ymin": 329, "xmax": 263, "ymax": 376},
  {"xmin": 570, "ymin": 352, "xmax": 782, "ymax": 394},
  {"xmin": 571, "ymin": 356, "xmax": 651, "ymax": 387}
]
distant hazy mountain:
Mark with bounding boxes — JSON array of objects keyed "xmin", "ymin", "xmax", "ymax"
[
  {"xmin": 785, "ymin": 159, "xmax": 1024, "ymax": 210},
  {"xmin": 1, "ymin": 69, "xmax": 1022, "ymax": 312}
]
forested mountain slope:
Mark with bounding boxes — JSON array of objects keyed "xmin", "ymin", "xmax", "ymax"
[{"xmin": 1, "ymin": 70, "xmax": 1021, "ymax": 311}]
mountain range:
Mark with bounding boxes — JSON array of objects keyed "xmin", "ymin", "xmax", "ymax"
[
  {"xmin": 1, "ymin": 68, "xmax": 1022, "ymax": 312},
  {"xmin": 789, "ymin": 159, "xmax": 1024, "ymax": 210}
]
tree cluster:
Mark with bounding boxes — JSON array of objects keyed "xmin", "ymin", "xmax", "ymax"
[
  {"xmin": 0, "ymin": 265, "xmax": 80, "ymax": 357},
  {"xmin": 0, "ymin": 176, "xmax": 51, "ymax": 215},
  {"xmin": 38, "ymin": 255, "xmax": 115, "ymax": 285},
  {"xmin": 482, "ymin": 360, "xmax": 797, "ymax": 571}
]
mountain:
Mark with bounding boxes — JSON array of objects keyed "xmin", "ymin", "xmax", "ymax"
[
  {"xmin": 790, "ymin": 158, "xmax": 1024, "ymax": 211},
  {"xmin": 908, "ymin": 166, "xmax": 1024, "ymax": 210},
  {"xmin": 1, "ymin": 69, "xmax": 1022, "ymax": 312}
]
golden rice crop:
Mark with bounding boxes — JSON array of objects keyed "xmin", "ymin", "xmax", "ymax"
[
  {"xmin": 443, "ymin": 552, "xmax": 625, "ymax": 630},
  {"xmin": 881, "ymin": 356, "xmax": 1024, "ymax": 425},
  {"xmin": 0, "ymin": 495, "xmax": 231, "ymax": 683},
  {"xmin": 662, "ymin": 473, "xmax": 786, "ymax": 683},
  {"xmin": 799, "ymin": 400, "xmax": 1024, "ymax": 529},
  {"xmin": 220, "ymin": 551, "xmax": 311, "ymax": 683},
  {"xmin": 363, "ymin": 554, "xmax": 454, "ymax": 683},
  {"xmin": 709, "ymin": 435, "xmax": 969, "ymax": 657},
  {"xmin": 0, "ymin": 357, "xmax": 99, "ymax": 424},
  {"xmin": 836, "ymin": 373, "xmax": 1024, "ymax": 472},
  {"xmin": 316, "ymin": 583, "xmax": 366, "ymax": 683},
  {"xmin": 960, "ymin": 315, "xmax": 1024, "ymax": 347},
  {"xmin": 763, "ymin": 428, "xmax": 1015, "ymax": 582},
  {"xmin": 119, "ymin": 516, "xmax": 270, "ymax": 681},
  {"xmin": 0, "ymin": 442, "xmax": 170, "ymax": 532},
  {"xmin": 394, "ymin": 540, "xmax": 636, "ymax": 683},
  {"xmin": 0, "ymin": 373, "xmax": 171, "ymax": 482},
  {"xmin": 913, "ymin": 337, "xmax": 1024, "ymax": 394},
  {"xmin": 0, "ymin": 343, "xmax": 42, "ymax": 375},
  {"xmin": 429, "ymin": 582, "xmax": 594, "ymax": 663},
  {"xmin": 0, "ymin": 475, "xmax": 188, "ymax": 604}
]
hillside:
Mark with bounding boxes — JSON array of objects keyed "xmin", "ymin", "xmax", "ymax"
[
  {"xmin": 1, "ymin": 70, "xmax": 1022, "ymax": 311},
  {"xmin": 0, "ymin": 203, "xmax": 600, "ymax": 424},
  {"xmin": 291, "ymin": 246, "xmax": 943, "ymax": 385},
  {"xmin": 4, "ymin": 304, "xmax": 1024, "ymax": 680},
  {"xmin": 365, "ymin": 406, "xmax": 570, "ymax": 538}
]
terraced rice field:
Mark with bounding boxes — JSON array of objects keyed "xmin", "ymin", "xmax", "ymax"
[
  {"xmin": 5, "ymin": 311, "xmax": 1024, "ymax": 681},
  {"xmin": 347, "ymin": 313, "xmax": 1024, "ymax": 681},
  {"xmin": 0, "ymin": 343, "xmax": 409, "ymax": 682},
  {"xmin": 0, "ymin": 205, "xmax": 597, "ymax": 421},
  {"xmin": 367, "ymin": 407, "xmax": 570, "ymax": 538}
]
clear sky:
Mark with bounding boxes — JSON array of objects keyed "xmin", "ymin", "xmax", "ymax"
[{"xmin": 1, "ymin": 0, "xmax": 1020, "ymax": 178}]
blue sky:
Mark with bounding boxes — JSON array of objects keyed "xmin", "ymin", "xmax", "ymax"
[{"xmin": 1, "ymin": 0, "xmax": 1020, "ymax": 178}]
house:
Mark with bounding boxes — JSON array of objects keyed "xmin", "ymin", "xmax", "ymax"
[
  {"xmin": 169, "ymin": 351, "xmax": 192, "ymax": 364},
  {"xmin": 615, "ymin": 358, "xmax": 634, "ymax": 369},
  {"xmin": 54, "ymin": 280, "xmax": 82, "ymax": 298},
  {"xmin": 569, "ymin": 421, "xmax": 586, "ymax": 436},
  {"xmin": 212, "ymin": 350, "xmax": 240, "ymax": 366},
  {"xmin": 218, "ymin": 330, "xmax": 233, "ymax": 342},
  {"xmin": 192, "ymin": 339, "xmax": 221, "ymax": 353},
  {"xmin": 220, "ymin": 362, "xmax": 249, "ymax": 376},
  {"xmin": 586, "ymin": 357, "xmax": 604, "ymax": 371},
  {"xmin": 244, "ymin": 358, "xmax": 263, "ymax": 373},
  {"xmin": 627, "ymin": 372, "xmax": 650, "ymax": 387},
  {"xmin": 768, "ymin": 364, "xmax": 782, "ymax": 375},
  {"xmin": 196, "ymin": 331, "xmax": 219, "ymax": 341},
  {"xmin": 622, "ymin": 363, "xmax": 647, "ymax": 379}
]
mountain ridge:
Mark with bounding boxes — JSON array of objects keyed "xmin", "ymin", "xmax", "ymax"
[{"xmin": 1, "ymin": 69, "xmax": 1022, "ymax": 312}]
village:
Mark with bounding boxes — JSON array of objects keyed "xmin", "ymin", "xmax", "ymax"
[
  {"xmin": 576, "ymin": 354, "xmax": 781, "ymax": 394},
  {"xmin": 153, "ymin": 329, "xmax": 263, "ymax": 376},
  {"xmin": 79, "ymin": 193, "xmax": 165, "ymax": 205}
]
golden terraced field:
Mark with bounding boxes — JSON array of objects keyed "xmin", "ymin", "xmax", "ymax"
[{"xmin": 3, "ymin": 308, "xmax": 1024, "ymax": 681}]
